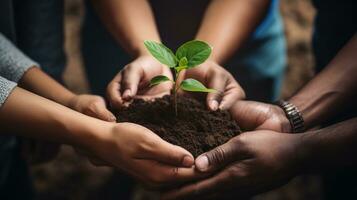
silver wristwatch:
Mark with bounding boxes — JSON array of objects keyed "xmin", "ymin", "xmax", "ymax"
[{"xmin": 276, "ymin": 100, "xmax": 305, "ymax": 133}]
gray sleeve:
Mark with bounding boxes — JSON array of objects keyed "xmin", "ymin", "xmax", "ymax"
[
  {"xmin": 0, "ymin": 76, "xmax": 17, "ymax": 107},
  {"xmin": 0, "ymin": 33, "xmax": 40, "ymax": 83}
]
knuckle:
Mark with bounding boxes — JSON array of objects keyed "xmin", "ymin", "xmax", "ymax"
[
  {"xmin": 147, "ymin": 173, "xmax": 166, "ymax": 185},
  {"xmin": 207, "ymin": 146, "xmax": 227, "ymax": 165},
  {"xmin": 165, "ymin": 166, "xmax": 179, "ymax": 178}
]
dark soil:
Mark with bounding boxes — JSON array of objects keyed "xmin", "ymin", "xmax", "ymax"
[{"xmin": 116, "ymin": 95, "xmax": 241, "ymax": 157}]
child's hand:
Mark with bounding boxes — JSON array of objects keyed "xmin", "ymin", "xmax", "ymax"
[
  {"xmin": 81, "ymin": 122, "xmax": 201, "ymax": 187},
  {"xmin": 181, "ymin": 60, "xmax": 245, "ymax": 111},
  {"xmin": 68, "ymin": 94, "xmax": 116, "ymax": 122},
  {"xmin": 107, "ymin": 55, "xmax": 173, "ymax": 108}
]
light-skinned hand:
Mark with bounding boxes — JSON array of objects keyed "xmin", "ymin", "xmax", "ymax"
[
  {"xmin": 107, "ymin": 55, "xmax": 173, "ymax": 108},
  {"xmin": 181, "ymin": 60, "xmax": 245, "ymax": 111}
]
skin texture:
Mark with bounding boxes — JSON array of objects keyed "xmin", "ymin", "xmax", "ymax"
[
  {"xmin": 162, "ymin": 118, "xmax": 357, "ymax": 199},
  {"xmin": 288, "ymin": 34, "xmax": 357, "ymax": 129},
  {"xmin": 20, "ymin": 67, "xmax": 116, "ymax": 121},
  {"xmin": 228, "ymin": 34, "xmax": 357, "ymax": 133},
  {"xmin": 0, "ymin": 87, "xmax": 197, "ymax": 187},
  {"xmin": 92, "ymin": 0, "xmax": 270, "ymax": 110},
  {"xmin": 180, "ymin": 60, "xmax": 245, "ymax": 111},
  {"xmin": 160, "ymin": 34, "xmax": 357, "ymax": 199},
  {"xmin": 195, "ymin": 0, "xmax": 270, "ymax": 64},
  {"xmin": 18, "ymin": 67, "xmax": 116, "ymax": 161},
  {"xmin": 107, "ymin": 55, "xmax": 173, "ymax": 108},
  {"xmin": 229, "ymin": 100, "xmax": 290, "ymax": 132}
]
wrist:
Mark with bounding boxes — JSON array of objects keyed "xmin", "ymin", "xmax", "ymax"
[
  {"xmin": 66, "ymin": 94, "xmax": 80, "ymax": 110},
  {"xmin": 275, "ymin": 100, "xmax": 305, "ymax": 133},
  {"xmin": 288, "ymin": 95, "xmax": 316, "ymax": 130},
  {"xmin": 272, "ymin": 105, "xmax": 292, "ymax": 133},
  {"xmin": 293, "ymin": 131, "xmax": 317, "ymax": 174},
  {"xmin": 72, "ymin": 118, "xmax": 114, "ymax": 151}
]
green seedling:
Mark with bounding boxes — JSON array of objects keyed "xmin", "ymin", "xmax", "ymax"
[{"xmin": 144, "ymin": 40, "xmax": 216, "ymax": 115}]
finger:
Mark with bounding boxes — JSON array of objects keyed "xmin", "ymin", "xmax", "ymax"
[
  {"xmin": 107, "ymin": 72, "xmax": 124, "ymax": 108},
  {"xmin": 161, "ymin": 168, "xmax": 230, "ymax": 200},
  {"xmin": 91, "ymin": 99, "xmax": 117, "ymax": 122},
  {"xmin": 194, "ymin": 138, "xmax": 246, "ymax": 172},
  {"xmin": 218, "ymin": 78, "xmax": 245, "ymax": 110},
  {"xmin": 229, "ymin": 101, "xmax": 270, "ymax": 130},
  {"xmin": 133, "ymin": 159, "xmax": 205, "ymax": 187},
  {"xmin": 139, "ymin": 138, "xmax": 195, "ymax": 168},
  {"xmin": 206, "ymin": 73, "xmax": 225, "ymax": 111},
  {"xmin": 121, "ymin": 65, "xmax": 144, "ymax": 100}
]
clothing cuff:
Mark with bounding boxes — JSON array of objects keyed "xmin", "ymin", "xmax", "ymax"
[
  {"xmin": 0, "ymin": 33, "xmax": 41, "ymax": 83},
  {"xmin": 0, "ymin": 76, "xmax": 17, "ymax": 108}
]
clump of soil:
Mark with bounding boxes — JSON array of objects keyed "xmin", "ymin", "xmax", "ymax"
[{"xmin": 116, "ymin": 95, "xmax": 241, "ymax": 157}]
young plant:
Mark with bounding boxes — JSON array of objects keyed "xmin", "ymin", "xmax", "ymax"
[{"xmin": 144, "ymin": 40, "xmax": 215, "ymax": 115}]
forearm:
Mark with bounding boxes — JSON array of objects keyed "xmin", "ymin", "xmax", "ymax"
[
  {"xmin": 297, "ymin": 118, "xmax": 357, "ymax": 173},
  {"xmin": 289, "ymin": 34, "xmax": 357, "ymax": 129},
  {"xmin": 91, "ymin": 0, "xmax": 161, "ymax": 57},
  {"xmin": 19, "ymin": 67, "xmax": 76, "ymax": 107},
  {"xmin": 0, "ymin": 87, "xmax": 109, "ymax": 148},
  {"xmin": 195, "ymin": 0, "xmax": 271, "ymax": 64}
]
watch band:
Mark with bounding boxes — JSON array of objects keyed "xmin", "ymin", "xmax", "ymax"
[{"xmin": 276, "ymin": 100, "xmax": 305, "ymax": 133}]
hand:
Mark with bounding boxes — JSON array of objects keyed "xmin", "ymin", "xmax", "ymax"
[
  {"xmin": 162, "ymin": 130, "xmax": 302, "ymax": 199},
  {"xmin": 82, "ymin": 122, "xmax": 200, "ymax": 187},
  {"xmin": 107, "ymin": 55, "xmax": 173, "ymax": 108},
  {"xmin": 68, "ymin": 94, "xmax": 116, "ymax": 122},
  {"xmin": 23, "ymin": 95, "xmax": 116, "ymax": 164},
  {"xmin": 230, "ymin": 100, "xmax": 291, "ymax": 132},
  {"xmin": 181, "ymin": 60, "xmax": 245, "ymax": 111}
]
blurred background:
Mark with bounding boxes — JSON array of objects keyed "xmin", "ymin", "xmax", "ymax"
[{"xmin": 30, "ymin": 0, "xmax": 321, "ymax": 199}]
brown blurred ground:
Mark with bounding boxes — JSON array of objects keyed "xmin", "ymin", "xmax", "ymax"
[{"xmin": 30, "ymin": 0, "xmax": 321, "ymax": 199}]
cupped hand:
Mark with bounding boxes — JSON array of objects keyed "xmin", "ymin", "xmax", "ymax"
[
  {"xmin": 107, "ymin": 55, "xmax": 173, "ymax": 108},
  {"xmin": 230, "ymin": 100, "xmax": 291, "ymax": 132},
  {"xmin": 162, "ymin": 130, "xmax": 302, "ymax": 199},
  {"xmin": 85, "ymin": 122, "xmax": 201, "ymax": 187},
  {"xmin": 68, "ymin": 94, "xmax": 116, "ymax": 122},
  {"xmin": 180, "ymin": 60, "xmax": 245, "ymax": 111}
]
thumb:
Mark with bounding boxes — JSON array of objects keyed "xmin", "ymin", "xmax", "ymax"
[
  {"xmin": 195, "ymin": 138, "xmax": 244, "ymax": 172},
  {"xmin": 143, "ymin": 139, "xmax": 195, "ymax": 168}
]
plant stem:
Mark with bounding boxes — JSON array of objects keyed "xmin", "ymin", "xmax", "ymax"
[{"xmin": 173, "ymin": 71, "xmax": 180, "ymax": 116}]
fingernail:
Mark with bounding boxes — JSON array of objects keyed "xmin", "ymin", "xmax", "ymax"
[
  {"xmin": 195, "ymin": 155, "xmax": 209, "ymax": 171},
  {"xmin": 182, "ymin": 155, "xmax": 194, "ymax": 167},
  {"xmin": 123, "ymin": 89, "xmax": 132, "ymax": 99},
  {"xmin": 109, "ymin": 115, "xmax": 117, "ymax": 122},
  {"xmin": 219, "ymin": 104, "xmax": 225, "ymax": 111},
  {"xmin": 209, "ymin": 100, "xmax": 219, "ymax": 111}
]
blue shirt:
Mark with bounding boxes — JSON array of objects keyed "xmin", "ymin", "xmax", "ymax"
[{"xmin": 253, "ymin": 0, "xmax": 280, "ymax": 39}]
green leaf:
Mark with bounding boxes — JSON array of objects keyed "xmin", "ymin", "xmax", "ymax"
[
  {"xmin": 144, "ymin": 40, "xmax": 177, "ymax": 68},
  {"xmin": 175, "ymin": 65, "xmax": 187, "ymax": 73},
  {"xmin": 179, "ymin": 57, "xmax": 188, "ymax": 67},
  {"xmin": 176, "ymin": 40, "xmax": 212, "ymax": 68},
  {"xmin": 150, "ymin": 75, "xmax": 172, "ymax": 87},
  {"xmin": 180, "ymin": 78, "xmax": 216, "ymax": 93}
]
